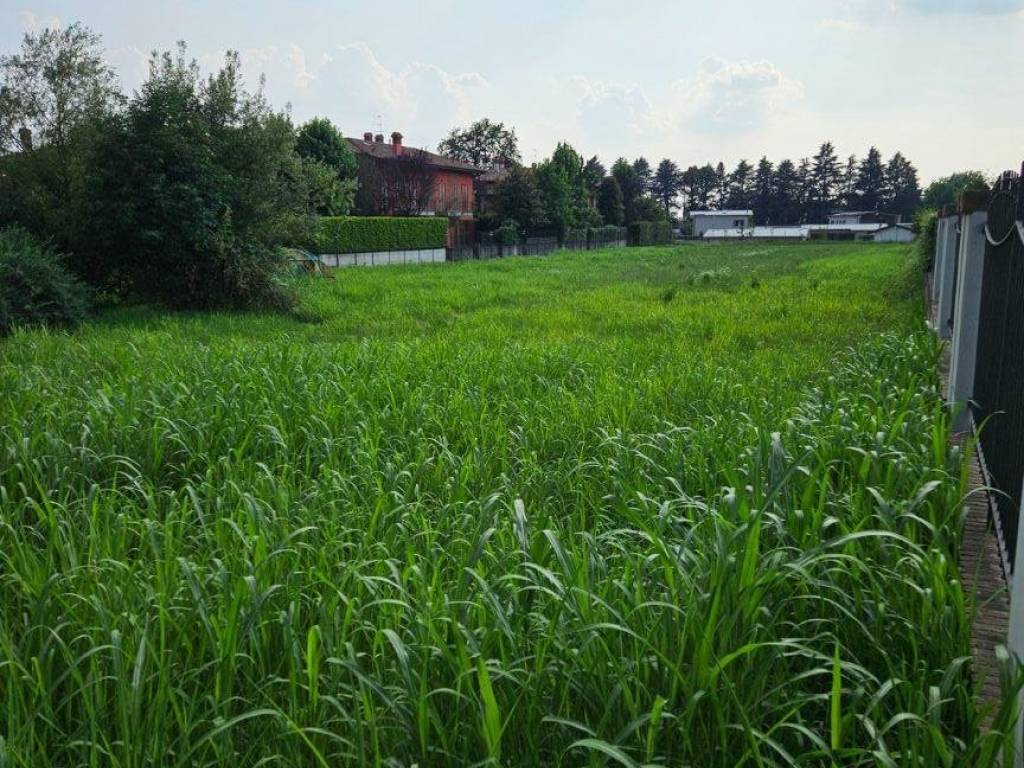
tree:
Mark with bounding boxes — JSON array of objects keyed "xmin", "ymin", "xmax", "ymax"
[
  {"xmin": 727, "ymin": 159, "xmax": 754, "ymax": 210},
  {"xmin": 651, "ymin": 159, "xmax": 682, "ymax": 217},
  {"xmin": 612, "ymin": 157, "xmax": 642, "ymax": 223},
  {"xmin": 0, "ymin": 23, "xmax": 120, "ymax": 154},
  {"xmin": 840, "ymin": 154, "xmax": 857, "ymax": 209},
  {"xmin": 681, "ymin": 164, "xmax": 717, "ymax": 212},
  {"xmin": 296, "ymin": 117, "xmax": 357, "ymax": 179},
  {"xmin": 712, "ymin": 162, "xmax": 727, "ymax": 209},
  {"xmin": 0, "ymin": 22, "xmax": 122, "ymax": 248},
  {"xmin": 632, "ymin": 157, "xmax": 652, "ymax": 197},
  {"xmin": 796, "ymin": 158, "xmax": 813, "ymax": 222},
  {"xmin": 922, "ymin": 171, "xmax": 989, "ymax": 210},
  {"xmin": 535, "ymin": 158, "xmax": 574, "ymax": 236},
  {"xmin": 494, "ymin": 164, "xmax": 547, "ymax": 233},
  {"xmin": 438, "ymin": 118, "xmax": 520, "ymax": 168},
  {"xmin": 582, "ymin": 155, "xmax": 605, "ymax": 207},
  {"xmin": 752, "ymin": 157, "xmax": 775, "ymax": 224},
  {"xmin": 82, "ymin": 45, "xmax": 315, "ymax": 308},
  {"xmin": 295, "ymin": 118, "xmax": 357, "ymax": 216},
  {"xmin": 853, "ymin": 147, "xmax": 886, "ymax": 211},
  {"xmin": 885, "ymin": 152, "xmax": 921, "ymax": 220},
  {"xmin": 810, "ymin": 141, "xmax": 842, "ymax": 220},
  {"xmin": 597, "ymin": 175, "xmax": 625, "ymax": 225},
  {"xmin": 773, "ymin": 159, "xmax": 801, "ymax": 224}
]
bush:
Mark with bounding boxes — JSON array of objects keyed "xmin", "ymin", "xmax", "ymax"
[
  {"xmin": 313, "ymin": 217, "xmax": 448, "ymax": 254},
  {"xmin": 915, "ymin": 208, "xmax": 938, "ymax": 271},
  {"xmin": 588, "ymin": 226, "xmax": 625, "ymax": 248},
  {"xmin": 494, "ymin": 220, "xmax": 520, "ymax": 246},
  {"xmin": 0, "ymin": 227, "xmax": 90, "ymax": 335},
  {"xmin": 628, "ymin": 221, "xmax": 673, "ymax": 247}
]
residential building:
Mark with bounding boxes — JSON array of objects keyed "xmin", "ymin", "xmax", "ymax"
[
  {"xmin": 690, "ymin": 210, "xmax": 753, "ymax": 237},
  {"xmin": 348, "ymin": 131, "xmax": 483, "ymax": 247},
  {"xmin": 827, "ymin": 211, "xmax": 900, "ymax": 227}
]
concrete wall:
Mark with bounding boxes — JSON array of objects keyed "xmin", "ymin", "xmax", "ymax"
[
  {"xmin": 947, "ymin": 210, "xmax": 988, "ymax": 429},
  {"xmin": 319, "ymin": 248, "xmax": 446, "ymax": 268},
  {"xmin": 935, "ymin": 217, "xmax": 960, "ymax": 339},
  {"xmin": 872, "ymin": 227, "xmax": 916, "ymax": 243}
]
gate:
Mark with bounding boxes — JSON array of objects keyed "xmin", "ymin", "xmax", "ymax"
[{"xmin": 973, "ymin": 168, "xmax": 1024, "ymax": 570}]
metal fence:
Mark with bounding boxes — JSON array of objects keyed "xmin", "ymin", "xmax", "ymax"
[
  {"xmin": 972, "ymin": 169, "xmax": 1024, "ymax": 570},
  {"xmin": 446, "ymin": 228, "xmax": 627, "ymax": 262}
]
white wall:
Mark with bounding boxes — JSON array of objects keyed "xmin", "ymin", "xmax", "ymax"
[
  {"xmin": 693, "ymin": 215, "xmax": 751, "ymax": 236},
  {"xmin": 872, "ymin": 227, "xmax": 916, "ymax": 243},
  {"xmin": 319, "ymin": 248, "xmax": 446, "ymax": 268}
]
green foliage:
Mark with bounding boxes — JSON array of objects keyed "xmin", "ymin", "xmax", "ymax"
[
  {"xmin": 923, "ymin": 171, "xmax": 990, "ymax": 210},
  {"xmin": 295, "ymin": 117, "xmax": 357, "ymax": 179},
  {"xmin": 494, "ymin": 164, "xmax": 548, "ymax": 234},
  {"xmin": 494, "ymin": 220, "xmax": 520, "ymax": 246},
  {"xmin": 313, "ymin": 216, "xmax": 447, "ymax": 253},
  {"xmin": 438, "ymin": 118, "xmax": 520, "ymax": 168},
  {"xmin": 628, "ymin": 220, "xmax": 673, "ymax": 246},
  {"xmin": 915, "ymin": 207, "xmax": 938, "ymax": 270},
  {"xmin": 79, "ymin": 45, "xmax": 313, "ymax": 309},
  {"xmin": 1, "ymin": 243, "xmax": 1015, "ymax": 765},
  {"xmin": 597, "ymin": 176, "xmax": 624, "ymax": 225},
  {"xmin": 0, "ymin": 226, "xmax": 89, "ymax": 334}
]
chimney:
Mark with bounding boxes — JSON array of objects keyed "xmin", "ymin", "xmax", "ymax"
[
  {"xmin": 391, "ymin": 131, "xmax": 403, "ymax": 155},
  {"xmin": 363, "ymin": 131, "xmax": 373, "ymax": 142},
  {"xmin": 374, "ymin": 133, "xmax": 384, "ymax": 144}
]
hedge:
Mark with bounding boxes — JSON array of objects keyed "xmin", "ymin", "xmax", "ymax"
[
  {"xmin": 628, "ymin": 221, "xmax": 673, "ymax": 247},
  {"xmin": 312, "ymin": 217, "xmax": 448, "ymax": 254}
]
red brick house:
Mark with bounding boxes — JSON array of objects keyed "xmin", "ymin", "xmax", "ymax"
[{"xmin": 348, "ymin": 131, "xmax": 482, "ymax": 248}]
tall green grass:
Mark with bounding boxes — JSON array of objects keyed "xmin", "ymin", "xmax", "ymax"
[{"xmin": 0, "ymin": 243, "xmax": 1015, "ymax": 766}]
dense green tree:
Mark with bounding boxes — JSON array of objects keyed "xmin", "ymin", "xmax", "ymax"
[
  {"xmin": 715, "ymin": 161, "xmax": 728, "ymax": 207},
  {"xmin": 294, "ymin": 117, "xmax": 357, "ymax": 216},
  {"xmin": 597, "ymin": 175, "xmax": 625, "ymax": 226},
  {"xmin": 752, "ymin": 157, "xmax": 775, "ymax": 224},
  {"xmin": 773, "ymin": 159, "xmax": 801, "ymax": 224},
  {"xmin": 810, "ymin": 141, "xmax": 842, "ymax": 220},
  {"xmin": 840, "ymin": 154, "xmax": 857, "ymax": 209},
  {"xmin": 0, "ymin": 23, "xmax": 122, "ymax": 249},
  {"xmin": 82, "ymin": 45, "xmax": 315, "ymax": 308},
  {"xmin": 651, "ymin": 158, "xmax": 682, "ymax": 217},
  {"xmin": 494, "ymin": 164, "xmax": 548, "ymax": 234},
  {"xmin": 885, "ymin": 152, "xmax": 922, "ymax": 220},
  {"xmin": 582, "ymin": 155, "xmax": 605, "ymax": 204},
  {"xmin": 612, "ymin": 157, "xmax": 642, "ymax": 223},
  {"xmin": 922, "ymin": 170, "xmax": 989, "ymax": 210},
  {"xmin": 438, "ymin": 118, "xmax": 520, "ymax": 168},
  {"xmin": 681, "ymin": 164, "xmax": 717, "ymax": 212},
  {"xmin": 296, "ymin": 117, "xmax": 357, "ymax": 178},
  {"xmin": 854, "ymin": 147, "xmax": 886, "ymax": 211},
  {"xmin": 632, "ymin": 157, "xmax": 652, "ymax": 196},
  {"xmin": 727, "ymin": 159, "xmax": 754, "ymax": 209}
]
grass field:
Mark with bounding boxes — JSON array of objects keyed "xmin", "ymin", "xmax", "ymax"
[{"xmin": 0, "ymin": 243, "xmax": 1013, "ymax": 766}]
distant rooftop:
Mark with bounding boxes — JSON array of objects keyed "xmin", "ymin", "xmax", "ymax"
[{"xmin": 690, "ymin": 210, "xmax": 754, "ymax": 217}]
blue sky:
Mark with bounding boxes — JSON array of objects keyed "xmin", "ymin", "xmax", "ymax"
[{"xmin": 3, "ymin": 0, "xmax": 1022, "ymax": 183}]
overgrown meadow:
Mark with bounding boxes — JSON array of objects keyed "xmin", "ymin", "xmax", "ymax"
[{"xmin": 0, "ymin": 243, "xmax": 1013, "ymax": 766}]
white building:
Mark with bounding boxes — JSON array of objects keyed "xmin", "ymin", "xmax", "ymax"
[
  {"xmin": 870, "ymin": 223, "xmax": 917, "ymax": 243},
  {"xmin": 701, "ymin": 222, "xmax": 916, "ymax": 243},
  {"xmin": 690, "ymin": 210, "xmax": 753, "ymax": 237}
]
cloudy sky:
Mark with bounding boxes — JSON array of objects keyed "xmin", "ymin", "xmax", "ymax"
[{"xmin": 3, "ymin": 0, "xmax": 1022, "ymax": 183}]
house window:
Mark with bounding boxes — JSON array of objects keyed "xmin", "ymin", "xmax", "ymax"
[{"xmin": 734, "ymin": 219, "xmax": 745, "ymax": 228}]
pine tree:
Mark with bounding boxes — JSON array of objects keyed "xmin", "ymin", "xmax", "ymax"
[
  {"xmin": 651, "ymin": 159, "xmax": 682, "ymax": 217},
  {"xmin": 885, "ymin": 152, "xmax": 922, "ymax": 220},
  {"xmin": 854, "ymin": 147, "xmax": 886, "ymax": 211},
  {"xmin": 727, "ymin": 159, "xmax": 754, "ymax": 210},
  {"xmin": 773, "ymin": 159, "xmax": 800, "ymax": 225},
  {"xmin": 796, "ymin": 158, "xmax": 813, "ymax": 222},
  {"xmin": 810, "ymin": 141, "xmax": 842, "ymax": 220},
  {"xmin": 597, "ymin": 175, "xmax": 625, "ymax": 225},
  {"xmin": 840, "ymin": 154, "xmax": 857, "ymax": 209},
  {"xmin": 632, "ymin": 157, "xmax": 652, "ymax": 196},
  {"xmin": 715, "ymin": 162, "xmax": 728, "ymax": 208},
  {"xmin": 753, "ymin": 157, "xmax": 775, "ymax": 224}
]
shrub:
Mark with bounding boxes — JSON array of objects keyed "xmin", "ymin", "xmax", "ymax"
[
  {"xmin": 588, "ymin": 225, "xmax": 625, "ymax": 249},
  {"xmin": 915, "ymin": 208, "xmax": 938, "ymax": 271},
  {"xmin": 313, "ymin": 217, "xmax": 448, "ymax": 254},
  {"xmin": 494, "ymin": 220, "xmax": 520, "ymax": 246},
  {"xmin": 628, "ymin": 221, "xmax": 673, "ymax": 247},
  {"xmin": 0, "ymin": 227, "xmax": 90, "ymax": 335}
]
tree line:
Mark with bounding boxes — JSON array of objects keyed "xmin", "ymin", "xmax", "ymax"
[{"xmin": 441, "ymin": 120, "xmax": 928, "ymax": 235}]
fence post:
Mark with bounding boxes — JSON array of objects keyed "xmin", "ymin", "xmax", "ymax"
[
  {"xmin": 932, "ymin": 216, "xmax": 948, "ymax": 307},
  {"xmin": 936, "ymin": 210, "xmax": 960, "ymax": 340},
  {"xmin": 1010, "ymin": 487, "xmax": 1024, "ymax": 768},
  {"xmin": 947, "ymin": 195, "xmax": 990, "ymax": 430}
]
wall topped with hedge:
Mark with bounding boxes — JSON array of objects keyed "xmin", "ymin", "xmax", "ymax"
[{"xmin": 312, "ymin": 217, "xmax": 448, "ymax": 254}]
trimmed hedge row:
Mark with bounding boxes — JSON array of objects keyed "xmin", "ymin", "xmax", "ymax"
[
  {"xmin": 312, "ymin": 217, "xmax": 448, "ymax": 254},
  {"xmin": 628, "ymin": 221, "xmax": 673, "ymax": 247}
]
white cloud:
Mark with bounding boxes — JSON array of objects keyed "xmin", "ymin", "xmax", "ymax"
[
  {"xmin": 673, "ymin": 58, "xmax": 804, "ymax": 133},
  {"xmin": 20, "ymin": 10, "xmax": 62, "ymax": 32},
  {"xmin": 898, "ymin": 0, "xmax": 1024, "ymax": 13}
]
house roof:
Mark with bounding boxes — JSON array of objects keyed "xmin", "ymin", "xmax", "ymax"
[
  {"xmin": 691, "ymin": 210, "xmax": 754, "ymax": 217},
  {"xmin": 347, "ymin": 138, "xmax": 483, "ymax": 174}
]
